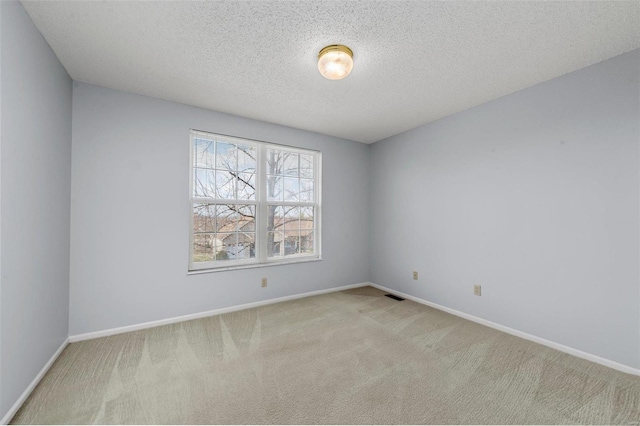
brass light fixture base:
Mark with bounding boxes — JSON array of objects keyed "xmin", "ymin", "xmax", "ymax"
[{"xmin": 318, "ymin": 44, "xmax": 353, "ymax": 60}]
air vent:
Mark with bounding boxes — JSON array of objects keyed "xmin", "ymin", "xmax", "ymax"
[{"xmin": 385, "ymin": 294, "xmax": 405, "ymax": 301}]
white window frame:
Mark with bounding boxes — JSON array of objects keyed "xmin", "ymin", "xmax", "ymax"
[{"xmin": 188, "ymin": 130, "xmax": 322, "ymax": 273}]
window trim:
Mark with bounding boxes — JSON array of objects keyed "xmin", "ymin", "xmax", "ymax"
[{"xmin": 188, "ymin": 130, "xmax": 322, "ymax": 272}]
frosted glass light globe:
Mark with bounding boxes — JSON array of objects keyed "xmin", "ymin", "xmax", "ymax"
[{"xmin": 318, "ymin": 45, "xmax": 353, "ymax": 80}]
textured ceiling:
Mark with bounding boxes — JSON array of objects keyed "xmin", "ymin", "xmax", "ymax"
[{"xmin": 21, "ymin": 1, "xmax": 640, "ymax": 144}]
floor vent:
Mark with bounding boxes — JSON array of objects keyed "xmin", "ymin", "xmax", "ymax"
[{"xmin": 385, "ymin": 294, "xmax": 405, "ymax": 301}]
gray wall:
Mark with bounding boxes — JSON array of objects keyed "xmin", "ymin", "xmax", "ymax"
[
  {"xmin": 69, "ymin": 83, "xmax": 370, "ymax": 335},
  {"xmin": 0, "ymin": 0, "xmax": 72, "ymax": 419},
  {"xmin": 371, "ymin": 49, "xmax": 640, "ymax": 369},
  {"xmin": 0, "ymin": 2, "xmax": 3, "ymax": 414}
]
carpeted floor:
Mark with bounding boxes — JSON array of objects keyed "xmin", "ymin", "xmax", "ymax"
[{"xmin": 11, "ymin": 286, "xmax": 640, "ymax": 424}]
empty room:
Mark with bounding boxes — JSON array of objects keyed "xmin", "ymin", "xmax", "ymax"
[{"xmin": 1, "ymin": 0, "xmax": 639, "ymax": 424}]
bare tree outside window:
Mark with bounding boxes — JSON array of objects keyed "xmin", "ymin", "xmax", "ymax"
[{"xmin": 190, "ymin": 131, "xmax": 320, "ymax": 271}]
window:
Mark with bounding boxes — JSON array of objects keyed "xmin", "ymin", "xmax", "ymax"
[{"xmin": 189, "ymin": 130, "xmax": 321, "ymax": 271}]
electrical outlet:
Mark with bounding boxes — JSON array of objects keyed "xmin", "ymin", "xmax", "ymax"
[
  {"xmin": 474, "ymin": 285, "xmax": 481, "ymax": 296},
  {"xmin": 413, "ymin": 271, "xmax": 418, "ymax": 280},
  {"xmin": 261, "ymin": 278, "xmax": 267, "ymax": 288}
]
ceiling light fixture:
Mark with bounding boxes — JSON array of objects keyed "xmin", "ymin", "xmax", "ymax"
[{"xmin": 317, "ymin": 45, "xmax": 353, "ymax": 80}]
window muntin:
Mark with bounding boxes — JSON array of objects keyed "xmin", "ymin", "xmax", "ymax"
[{"xmin": 189, "ymin": 131, "xmax": 321, "ymax": 271}]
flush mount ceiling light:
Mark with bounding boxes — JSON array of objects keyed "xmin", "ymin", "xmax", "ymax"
[{"xmin": 317, "ymin": 45, "xmax": 354, "ymax": 80}]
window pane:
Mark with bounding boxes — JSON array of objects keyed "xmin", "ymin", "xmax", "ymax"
[
  {"xmin": 300, "ymin": 206, "xmax": 314, "ymax": 229},
  {"xmin": 237, "ymin": 145, "xmax": 257, "ymax": 173},
  {"xmin": 237, "ymin": 173, "xmax": 256, "ymax": 200},
  {"xmin": 267, "ymin": 175, "xmax": 282, "ymax": 201},
  {"xmin": 216, "ymin": 141, "xmax": 237, "ymax": 171},
  {"xmin": 283, "ymin": 231, "xmax": 300, "ymax": 255},
  {"xmin": 214, "ymin": 233, "xmax": 235, "ymax": 260},
  {"xmin": 194, "ymin": 138, "xmax": 215, "ymax": 169},
  {"xmin": 193, "ymin": 234, "xmax": 214, "ymax": 262},
  {"xmin": 267, "ymin": 231, "xmax": 284, "ymax": 257},
  {"xmin": 215, "ymin": 205, "xmax": 239, "ymax": 233},
  {"xmin": 267, "ymin": 149, "xmax": 283, "ymax": 175},
  {"xmin": 235, "ymin": 233, "xmax": 256, "ymax": 259},
  {"xmin": 283, "ymin": 152, "xmax": 298, "ymax": 177},
  {"xmin": 238, "ymin": 205, "xmax": 256, "ymax": 232},
  {"xmin": 284, "ymin": 177, "xmax": 299, "ymax": 202},
  {"xmin": 284, "ymin": 206, "xmax": 300, "ymax": 232},
  {"xmin": 215, "ymin": 171, "xmax": 236, "ymax": 199},
  {"xmin": 194, "ymin": 169, "xmax": 215, "ymax": 198},
  {"xmin": 268, "ymin": 205, "xmax": 285, "ymax": 233},
  {"xmin": 300, "ymin": 154, "xmax": 313, "ymax": 178},
  {"xmin": 193, "ymin": 203, "xmax": 215, "ymax": 233},
  {"xmin": 300, "ymin": 231, "xmax": 314, "ymax": 254},
  {"xmin": 299, "ymin": 179, "xmax": 314, "ymax": 202}
]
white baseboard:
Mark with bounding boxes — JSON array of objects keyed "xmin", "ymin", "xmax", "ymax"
[
  {"xmin": 367, "ymin": 282, "xmax": 640, "ymax": 376},
  {"xmin": 1, "ymin": 338, "xmax": 69, "ymax": 425},
  {"xmin": 69, "ymin": 282, "xmax": 369, "ymax": 343}
]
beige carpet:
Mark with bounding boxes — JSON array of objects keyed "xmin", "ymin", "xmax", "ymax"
[{"xmin": 11, "ymin": 286, "xmax": 640, "ymax": 424}]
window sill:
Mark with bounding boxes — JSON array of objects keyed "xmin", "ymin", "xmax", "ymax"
[{"xmin": 187, "ymin": 256, "xmax": 322, "ymax": 275}]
